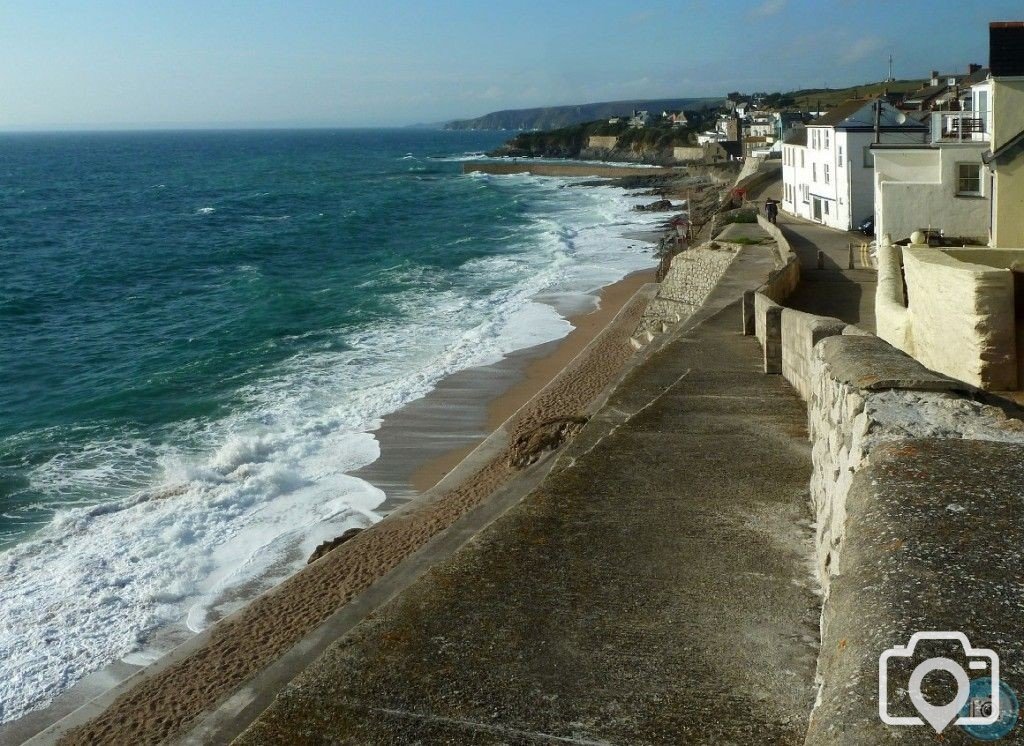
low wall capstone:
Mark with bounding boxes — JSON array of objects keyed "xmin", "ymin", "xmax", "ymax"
[
  {"xmin": 746, "ymin": 269, "xmax": 1024, "ymax": 742},
  {"xmin": 802, "ymin": 333, "xmax": 1024, "ymax": 744}
]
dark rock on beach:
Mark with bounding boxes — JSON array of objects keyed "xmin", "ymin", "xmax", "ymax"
[
  {"xmin": 635, "ymin": 199, "xmax": 674, "ymax": 212},
  {"xmin": 307, "ymin": 527, "xmax": 364, "ymax": 564},
  {"xmin": 508, "ymin": 416, "xmax": 588, "ymax": 469}
]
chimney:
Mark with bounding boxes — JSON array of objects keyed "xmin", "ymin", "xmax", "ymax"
[{"xmin": 990, "ymin": 21, "xmax": 1024, "ymax": 77}]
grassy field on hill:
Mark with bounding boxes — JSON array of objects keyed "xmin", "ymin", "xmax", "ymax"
[{"xmin": 788, "ymin": 79, "xmax": 927, "ymax": 110}]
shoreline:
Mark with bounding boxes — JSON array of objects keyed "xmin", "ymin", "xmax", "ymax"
[
  {"xmin": 350, "ymin": 267, "xmax": 657, "ymax": 513},
  {"xmin": 43, "ymin": 264, "xmax": 663, "ymax": 746}
]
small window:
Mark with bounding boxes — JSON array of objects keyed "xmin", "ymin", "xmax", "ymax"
[
  {"xmin": 824, "ymin": 201, "xmax": 830, "ymax": 215},
  {"xmin": 957, "ymin": 163, "xmax": 982, "ymax": 195},
  {"xmin": 812, "ymin": 163, "xmax": 817, "ymax": 182},
  {"xmin": 824, "ymin": 164, "xmax": 830, "ymax": 184},
  {"xmin": 824, "ymin": 130, "xmax": 830, "ymax": 150},
  {"xmin": 801, "ymin": 150, "xmax": 805, "ymax": 168},
  {"xmin": 838, "ymin": 146, "xmax": 843, "ymax": 167}
]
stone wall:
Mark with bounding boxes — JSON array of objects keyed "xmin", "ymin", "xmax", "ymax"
[
  {"xmin": 633, "ymin": 242, "xmax": 740, "ymax": 341},
  {"xmin": 780, "ymin": 309, "xmax": 845, "ymax": 400},
  {"xmin": 803, "ymin": 334, "xmax": 1024, "ymax": 743},
  {"xmin": 876, "ymin": 241, "xmax": 1018, "ymax": 389},
  {"xmin": 672, "ymin": 146, "xmax": 704, "ymax": 162},
  {"xmin": 743, "ymin": 215, "xmax": 800, "ymax": 369},
  {"xmin": 749, "ymin": 285, "xmax": 1024, "ymax": 742},
  {"xmin": 461, "ymin": 162, "xmax": 679, "ymax": 179},
  {"xmin": 586, "ymin": 135, "xmax": 618, "ymax": 151}
]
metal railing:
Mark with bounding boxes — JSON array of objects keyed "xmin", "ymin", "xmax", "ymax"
[{"xmin": 931, "ymin": 111, "xmax": 990, "ymax": 143}]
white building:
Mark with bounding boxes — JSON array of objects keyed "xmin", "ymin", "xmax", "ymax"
[
  {"xmin": 747, "ymin": 116, "xmax": 775, "ymax": 140},
  {"xmin": 697, "ymin": 131, "xmax": 727, "ymax": 145},
  {"xmin": 872, "ymin": 74, "xmax": 992, "ymax": 243},
  {"xmin": 781, "ymin": 99, "xmax": 928, "ymax": 230}
]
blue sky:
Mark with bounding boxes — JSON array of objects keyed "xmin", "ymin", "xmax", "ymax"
[{"xmin": 0, "ymin": 0, "xmax": 1019, "ymax": 129}]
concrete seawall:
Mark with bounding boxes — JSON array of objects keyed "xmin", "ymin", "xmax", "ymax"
[{"xmin": 462, "ymin": 161, "xmax": 681, "ymax": 178}]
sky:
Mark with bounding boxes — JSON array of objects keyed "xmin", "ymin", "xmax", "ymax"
[{"xmin": 0, "ymin": 0, "xmax": 1019, "ymax": 130}]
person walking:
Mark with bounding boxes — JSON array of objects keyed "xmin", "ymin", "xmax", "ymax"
[{"xmin": 765, "ymin": 199, "xmax": 778, "ymax": 225}]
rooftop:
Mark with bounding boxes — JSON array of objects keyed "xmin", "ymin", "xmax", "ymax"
[{"xmin": 783, "ymin": 127, "xmax": 807, "ymax": 147}]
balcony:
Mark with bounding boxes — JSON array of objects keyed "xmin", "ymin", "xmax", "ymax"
[{"xmin": 931, "ymin": 110, "xmax": 990, "ymax": 143}]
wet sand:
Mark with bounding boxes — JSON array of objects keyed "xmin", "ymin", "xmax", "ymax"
[{"xmin": 353, "ymin": 268, "xmax": 657, "ymax": 509}]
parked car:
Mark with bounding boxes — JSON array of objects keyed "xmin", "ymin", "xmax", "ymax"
[{"xmin": 857, "ymin": 216, "xmax": 874, "ymax": 236}]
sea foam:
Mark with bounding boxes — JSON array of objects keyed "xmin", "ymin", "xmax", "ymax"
[{"xmin": 0, "ymin": 168, "xmax": 664, "ymax": 723}]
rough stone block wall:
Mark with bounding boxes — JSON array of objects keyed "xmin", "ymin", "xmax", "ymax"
[
  {"xmin": 780, "ymin": 309, "xmax": 846, "ymax": 400},
  {"xmin": 754, "ymin": 292, "xmax": 782, "ymax": 373},
  {"xmin": 805, "ymin": 338, "xmax": 1024, "ymax": 594},
  {"xmin": 635, "ymin": 244, "xmax": 739, "ymax": 336},
  {"xmin": 800, "ymin": 334, "xmax": 1024, "ymax": 744}
]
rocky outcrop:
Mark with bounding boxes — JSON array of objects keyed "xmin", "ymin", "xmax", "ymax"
[
  {"xmin": 508, "ymin": 417, "xmax": 588, "ymax": 469},
  {"xmin": 634, "ymin": 199, "xmax": 675, "ymax": 212},
  {"xmin": 307, "ymin": 527, "xmax": 363, "ymax": 564}
]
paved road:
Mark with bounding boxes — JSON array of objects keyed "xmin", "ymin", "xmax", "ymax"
[
  {"xmin": 750, "ymin": 177, "xmax": 877, "ymax": 331},
  {"xmin": 237, "ymin": 247, "xmax": 821, "ymax": 745}
]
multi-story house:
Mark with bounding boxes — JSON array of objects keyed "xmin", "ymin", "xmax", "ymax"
[
  {"xmin": 871, "ymin": 72, "xmax": 991, "ymax": 243},
  {"xmin": 781, "ymin": 99, "xmax": 927, "ymax": 230},
  {"xmin": 873, "ymin": 22, "xmax": 1024, "ymax": 391}
]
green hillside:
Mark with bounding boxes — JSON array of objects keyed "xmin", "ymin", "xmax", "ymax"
[
  {"xmin": 444, "ymin": 97, "xmax": 722, "ymax": 131},
  {"xmin": 787, "ymin": 79, "xmax": 927, "ymax": 110}
]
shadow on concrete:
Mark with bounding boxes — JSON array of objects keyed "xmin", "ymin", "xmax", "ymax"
[{"xmin": 777, "ymin": 221, "xmax": 877, "ymax": 332}]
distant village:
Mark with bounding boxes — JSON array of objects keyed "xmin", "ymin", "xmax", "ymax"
[{"xmin": 589, "ymin": 48, "xmax": 1007, "ymax": 247}]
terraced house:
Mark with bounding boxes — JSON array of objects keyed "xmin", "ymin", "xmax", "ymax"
[{"xmin": 781, "ymin": 99, "xmax": 927, "ymax": 230}]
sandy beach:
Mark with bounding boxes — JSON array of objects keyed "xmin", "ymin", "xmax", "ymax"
[
  {"xmin": 56, "ymin": 264, "xmax": 660, "ymax": 745},
  {"xmin": 354, "ymin": 267, "xmax": 657, "ymax": 507}
]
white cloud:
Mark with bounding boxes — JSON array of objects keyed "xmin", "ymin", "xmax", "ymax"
[{"xmin": 751, "ymin": 0, "xmax": 787, "ymax": 18}]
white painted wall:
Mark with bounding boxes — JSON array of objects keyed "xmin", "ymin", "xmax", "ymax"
[
  {"xmin": 873, "ymin": 143, "xmax": 990, "ymax": 242},
  {"xmin": 784, "ymin": 123, "xmax": 927, "ymax": 231}
]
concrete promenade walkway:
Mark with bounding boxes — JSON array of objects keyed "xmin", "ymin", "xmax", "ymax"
[
  {"xmin": 777, "ymin": 216, "xmax": 877, "ymax": 332},
  {"xmin": 749, "ymin": 178, "xmax": 877, "ymax": 331},
  {"xmin": 237, "ymin": 247, "xmax": 821, "ymax": 744}
]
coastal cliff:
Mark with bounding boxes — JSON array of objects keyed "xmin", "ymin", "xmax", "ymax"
[
  {"xmin": 445, "ymin": 97, "xmax": 721, "ymax": 131},
  {"xmin": 488, "ymin": 120, "xmax": 700, "ymax": 165}
]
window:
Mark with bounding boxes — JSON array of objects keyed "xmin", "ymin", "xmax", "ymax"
[
  {"xmin": 812, "ymin": 163, "xmax": 817, "ymax": 182},
  {"xmin": 801, "ymin": 150, "xmax": 805, "ymax": 168},
  {"xmin": 824, "ymin": 164, "xmax": 830, "ymax": 184},
  {"xmin": 957, "ymin": 163, "xmax": 982, "ymax": 196},
  {"xmin": 824, "ymin": 201, "xmax": 830, "ymax": 215},
  {"xmin": 838, "ymin": 146, "xmax": 843, "ymax": 167},
  {"xmin": 824, "ymin": 130, "xmax": 830, "ymax": 150}
]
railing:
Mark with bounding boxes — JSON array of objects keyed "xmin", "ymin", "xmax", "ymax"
[{"xmin": 931, "ymin": 111, "xmax": 989, "ymax": 143}]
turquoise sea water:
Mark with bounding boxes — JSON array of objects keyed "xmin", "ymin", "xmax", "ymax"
[{"xmin": 0, "ymin": 129, "xmax": 659, "ymax": 721}]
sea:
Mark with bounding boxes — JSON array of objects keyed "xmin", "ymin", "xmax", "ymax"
[{"xmin": 0, "ymin": 128, "xmax": 664, "ymax": 723}]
